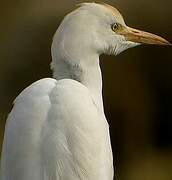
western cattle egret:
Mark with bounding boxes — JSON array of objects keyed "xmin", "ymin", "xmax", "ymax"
[{"xmin": 0, "ymin": 2, "xmax": 170, "ymax": 180}]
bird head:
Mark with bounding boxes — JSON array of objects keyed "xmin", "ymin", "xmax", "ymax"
[{"xmin": 52, "ymin": 2, "xmax": 170, "ymax": 60}]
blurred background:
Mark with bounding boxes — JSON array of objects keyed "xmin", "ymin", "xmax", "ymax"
[{"xmin": 0, "ymin": 0, "xmax": 172, "ymax": 179}]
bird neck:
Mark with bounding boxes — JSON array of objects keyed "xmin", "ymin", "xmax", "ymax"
[{"xmin": 52, "ymin": 54, "xmax": 104, "ymax": 113}]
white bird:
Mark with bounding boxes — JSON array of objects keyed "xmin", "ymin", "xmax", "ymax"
[{"xmin": 0, "ymin": 2, "xmax": 170, "ymax": 180}]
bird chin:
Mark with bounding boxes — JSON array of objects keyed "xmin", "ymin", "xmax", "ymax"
[
  {"xmin": 128, "ymin": 41, "xmax": 141, "ymax": 47},
  {"xmin": 115, "ymin": 41, "xmax": 140, "ymax": 55},
  {"xmin": 104, "ymin": 41, "xmax": 140, "ymax": 56}
]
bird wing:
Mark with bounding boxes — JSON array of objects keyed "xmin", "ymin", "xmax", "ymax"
[
  {"xmin": 1, "ymin": 78, "xmax": 57, "ymax": 180},
  {"xmin": 1, "ymin": 78, "xmax": 113, "ymax": 180}
]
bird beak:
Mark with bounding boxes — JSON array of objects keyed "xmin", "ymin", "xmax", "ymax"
[{"xmin": 122, "ymin": 26, "xmax": 171, "ymax": 46}]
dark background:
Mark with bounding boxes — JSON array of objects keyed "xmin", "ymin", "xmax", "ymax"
[{"xmin": 0, "ymin": 0, "xmax": 172, "ymax": 179}]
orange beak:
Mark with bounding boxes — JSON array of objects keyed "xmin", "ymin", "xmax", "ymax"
[{"xmin": 121, "ymin": 26, "xmax": 171, "ymax": 46}]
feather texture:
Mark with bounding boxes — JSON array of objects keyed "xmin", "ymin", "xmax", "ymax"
[{"xmin": 1, "ymin": 78, "xmax": 113, "ymax": 180}]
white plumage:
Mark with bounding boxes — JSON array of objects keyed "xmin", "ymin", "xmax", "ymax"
[
  {"xmin": 1, "ymin": 78, "xmax": 113, "ymax": 179},
  {"xmin": 1, "ymin": 2, "xmax": 169, "ymax": 180}
]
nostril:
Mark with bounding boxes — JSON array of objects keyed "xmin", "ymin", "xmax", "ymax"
[{"xmin": 132, "ymin": 30, "xmax": 139, "ymax": 34}]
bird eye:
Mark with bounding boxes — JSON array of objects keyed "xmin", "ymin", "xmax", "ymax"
[{"xmin": 112, "ymin": 23, "xmax": 121, "ymax": 31}]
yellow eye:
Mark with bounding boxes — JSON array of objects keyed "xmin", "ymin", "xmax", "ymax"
[{"xmin": 112, "ymin": 23, "xmax": 121, "ymax": 31}]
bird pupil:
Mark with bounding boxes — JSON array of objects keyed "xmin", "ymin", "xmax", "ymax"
[
  {"xmin": 114, "ymin": 23, "xmax": 118, "ymax": 28},
  {"xmin": 112, "ymin": 23, "xmax": 119, "ymax": 31}
]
